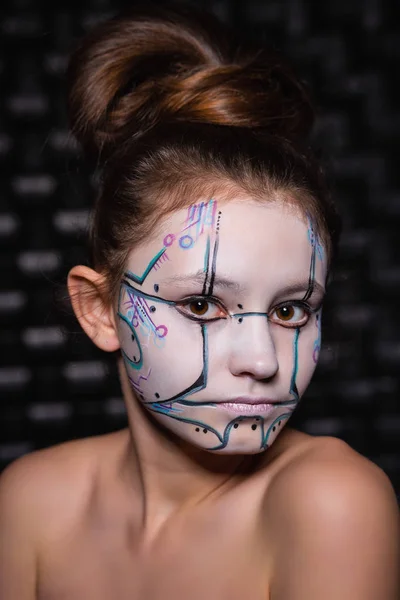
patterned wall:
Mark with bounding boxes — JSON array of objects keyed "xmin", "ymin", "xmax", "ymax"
[{"xmin": 0, "ymin": 0, "xmax": 399, "ymax": 498}]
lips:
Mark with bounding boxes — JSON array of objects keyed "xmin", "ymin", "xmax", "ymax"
[
  {"xmin": 216, "ymin": 401, "xmax": 277, "ymax": 414},
  {"xmin": 214, "ymin": 397, "xmax": 281, "ymax": 415},
  {"xmin": 216, "ymin": 397, "xmax": 280, "ymax": 405}
]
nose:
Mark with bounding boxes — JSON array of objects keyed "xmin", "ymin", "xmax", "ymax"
[{"xmin": 228, "ymin": 315, "xmax": 279, "ymax": 381}]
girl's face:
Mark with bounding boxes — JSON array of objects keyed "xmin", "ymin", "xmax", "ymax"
[{"xmin": 117, "ymin": 197, "xmax": 327, "ymax": 454}]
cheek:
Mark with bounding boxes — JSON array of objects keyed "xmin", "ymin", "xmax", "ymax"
[
  {"xmin": 272, "ymin": 321, "xmax": 319, "ymax": 397},
  {"xmin": 295, "ymin": 321, "xmax": 321, "ymax": 395},
  {"xmin": 117, "ymin": 290, "xmax": 206, "ymax": 403}
]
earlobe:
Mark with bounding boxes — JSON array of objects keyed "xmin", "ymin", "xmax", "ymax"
[{"xmin": 67, "ymin": 265, "xmax": 120, "ymax": 352}]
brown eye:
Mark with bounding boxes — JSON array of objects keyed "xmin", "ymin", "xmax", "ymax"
[
  {"xmin": 270, "ymin": 304, "xmax": 310, "ymax": 328},
  {"xmin": 176, "ymin": 297, "xmax": 227, "ymax": 321},
  {"xmin": 276, "ymin": 306, "xmax": 295, "ymax": 321},
  {"xmin": 189, "ymin": 300, "xmax": 209, "ymax": 316}
]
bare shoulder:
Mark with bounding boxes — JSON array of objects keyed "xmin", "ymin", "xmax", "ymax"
[
  {"xmin": 268, "ymin": 434, "xmax": 398, "ymax": 505},
  {"xmin": 265, "ymin": 434, "xmax": 399, "ymax": 525},
  {"xmin": 0, "ymin": 431, "xmax": 125, "ymax": 599},
  {"xmin": 265, "ymin": 435, "xmax": 400, "ymax": 599},
  {"xmin": 0, "ymin": 430, "xmax": 126, "ymax": 539}
]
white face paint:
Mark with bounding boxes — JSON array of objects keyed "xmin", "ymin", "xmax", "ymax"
[{"xmin": 117, "ymin": 198, "xmax": 327, "ymax": 454}]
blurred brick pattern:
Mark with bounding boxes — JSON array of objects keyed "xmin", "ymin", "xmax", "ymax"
[{"xmin": 0, "ymin": 0, "xmax": 399, "ymax": 497}]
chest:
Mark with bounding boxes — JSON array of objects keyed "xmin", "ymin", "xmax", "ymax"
[{"xmin": 38, "ymin": 512, "xmax": 270, "ymax": 600}]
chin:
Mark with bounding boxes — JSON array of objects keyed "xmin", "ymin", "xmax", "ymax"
[
  {"xmin": 154, "ymin": 410, "xmax": 290, "ymax": 454},
  {"xmin": 188, "ymin": 433, "xmax": 280, "ymax": 455},
  {"xmin": 206, "ymin": 444, "xmax": 268, "ymax": 455}
]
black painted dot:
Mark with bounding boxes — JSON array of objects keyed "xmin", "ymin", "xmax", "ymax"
[
  {"xmin": 278, "ymin": 420, "xmax": 281, "ymax": 425},
  {"xmin": 251, "ymin": 424, "xmax": 257, "ymax": 431},
  {"xmin": 218, "ymin": 211, "xmax": 222, "ymax": 215},
  {"xmin": 238, "ymin": 317, "xmax": 243, "ymax": 323},
  {"xmin": 203, "ymin": 428, "xmax": 207, "ymax": 434},
  {"xmin": 150, "ymin": 306, "xmax": 156, "ymax": 312},
  {"xmin": 155, "ymin": 393, "xmax": 160, "ymax": 398},
  {"xmin": 234, "ymin": 423, "xmax": 239, "ymax": 429},
  {"xmin": 133, "ymin": 356, "xmax": 137, "ymax": 361},
  {"xmin": 195, "ymin": 427, "xmax": 200, "ymax": 432},
  {"xmin": 255, "ymin": 417, "xmax": 260, "ymax": 421},
  {"xmin": 154, "ymin": 284, "xmax": 159, "ymax": 293},
  {"xmin": 272, "ymin": 426, "xmax": 276, "ymax": 432},
  {"xmin": 237, "ymin": 304, "xmax": 243, "ymax": 309},
  {"xmin": 131, "ymin": 334, "xmax": 135, "ymax": 340}
]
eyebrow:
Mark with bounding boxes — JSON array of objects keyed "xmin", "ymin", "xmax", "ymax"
[
  {"xmin": 275, "ymin": 281, "xmax": 326, "ymax": 299},
  {"xmin": 162, "ymin": 270, "xmax": 243, "ymax": 291},
  {"xmin": 161, "ymin": 270, "xmax": 325, "ymax": 298}
]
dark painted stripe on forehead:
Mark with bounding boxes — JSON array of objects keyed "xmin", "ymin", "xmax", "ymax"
[
  {"xmin": 302, "ymin": 217, "xmax": 318, "ymax": 303},
  {"xmin": 205, "ymin": 210, "xmax": 221, "ymax": 297},
  {"xmin": 201, "ymin": 235, "xmax": 211, "ymax": 295},
  {"xmin": 302, "ymin": 242, "xmax": 316, "ymax": 302},
  {"xmin": 207, "ymin": 234, "xmax": 219, "ymax": 296}
]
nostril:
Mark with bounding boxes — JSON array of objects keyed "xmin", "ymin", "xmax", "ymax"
[
  {"xmin": 228, "ymin": 314, "xmax": 278, "ymax": 379},
  {"xmin": 232, "ymin": 356, "xmax": 279, "ymax": 381}
]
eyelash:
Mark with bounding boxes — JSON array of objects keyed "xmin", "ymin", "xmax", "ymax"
[
  {"xmin": 175, "ymin": 296, "xmax": 227, "ymax": 323},
  {"xmin": 269, "ymin": 301, "xmax": 312, "ymax": 328},
  {"xmin": 175, "ymin": 296, "xmax": 315, "ymax": 327}
]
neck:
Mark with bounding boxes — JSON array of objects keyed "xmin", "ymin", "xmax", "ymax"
[{"xmin": 117, "ymin": 358, "xmax": 256, "ymax": 538}]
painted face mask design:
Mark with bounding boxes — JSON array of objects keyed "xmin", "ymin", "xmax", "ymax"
[{"xmin": 117, "ymin": 199, "xmax": 327, "ymax": 454}]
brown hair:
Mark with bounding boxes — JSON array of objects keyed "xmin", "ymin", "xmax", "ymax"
[{"xmin": 67, "ymin": 2, "xmax": 341, "ymax": 302}]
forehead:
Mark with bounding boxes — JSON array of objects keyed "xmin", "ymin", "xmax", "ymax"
[{"xmin": 127, "ymin": 197, "xmax": 327, "ymax": 292}]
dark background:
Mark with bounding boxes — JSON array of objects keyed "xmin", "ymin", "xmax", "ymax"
[{"xmin": 0, "ymin": 0, "xmax": 399, "ymax": 499}]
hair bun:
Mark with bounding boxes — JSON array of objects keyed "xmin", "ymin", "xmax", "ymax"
[{"xmin": 67, "ymin": 4, "xmax": 314, "ymax": 160}]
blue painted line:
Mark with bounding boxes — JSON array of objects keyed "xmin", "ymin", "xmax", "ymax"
[
  {"xmin": 121, "ymin": 279, "xmax": 175, "ymax": 305},
  {"xmin": 147, "ymin": 408, "xmax": 224, "ymax": 443},
  {"xmin": 203, "ymin": 235, "xmax": 210, "ymax": 272},
  {"xmin": 261, "ymin": 412, "xmax": 292, "ymax": 448},
  {"xmin": 289, "ymin": 327, "xmax": 300, "ymax": 401},
  {"xmin": 117, "ymin": 311, "xmax": 143, "ymax": 370},
  {"xmin": 124, "ymin": 247, "xmax": 166, "ymax": 285}
]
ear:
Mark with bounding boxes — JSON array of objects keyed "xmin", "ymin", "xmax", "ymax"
[{"xmin": 67, "ymin": 265, "xmax": 120, "ymax": 352}]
